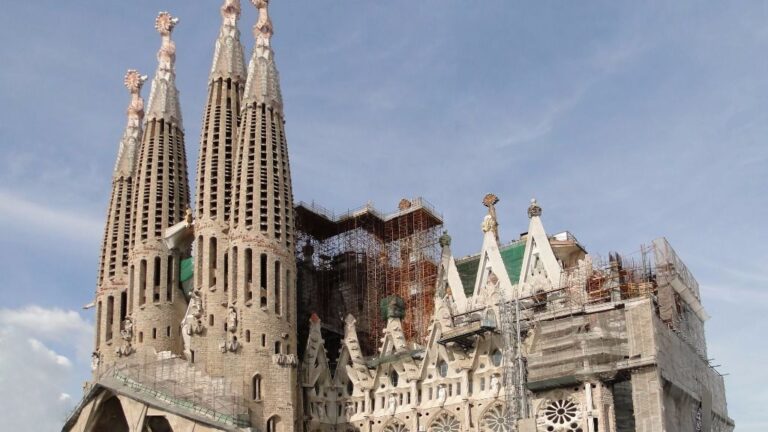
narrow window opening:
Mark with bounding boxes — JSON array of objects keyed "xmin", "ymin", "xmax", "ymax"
[
  {"xmin": 209, "ymin": 237, "xmax": 217, "ymax": 287},
  {"xmin": 153, "ymin": 256, "xmax": 161, "ymax": 302},
  {"xmin": 274, "ymin": 260, "xmax": 281, "ymax": 315},
  {"xmin": 245, "ymin": 248, "xmax": 253, "ymax": 300},
  {"xmin": 139, "ymin": 260, "xmax": 147, "ymax": 305},
  {"xmin": 152, "ymin": 328, "xmax": 157, "ymax": 339},
  {"xmin": 106, "ymin": 296, "xmax": 114, "ymax": 341}
]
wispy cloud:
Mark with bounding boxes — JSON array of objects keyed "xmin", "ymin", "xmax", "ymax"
[{"xmin": 0, "ymin": 189, "xmax": 102, "ymax": 244}]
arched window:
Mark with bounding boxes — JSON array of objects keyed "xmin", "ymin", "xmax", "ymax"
[
  {"xmin": 266, "ymin": 416, "xmax": 280, "ymax": 432},
  {"xmin": 436, "ymin": 360, "xmax": 448, "ymax": 378},
  {"xmin": 491, "ymin": 349, "xmax": 503, "ymax": 367},
  {"xmin": 252, "ymin": 374, "xmax": 262, "ymax": 400},
  {"xmin": 390, "ymin": 370, "xmax": 399, "ymax": 387}
]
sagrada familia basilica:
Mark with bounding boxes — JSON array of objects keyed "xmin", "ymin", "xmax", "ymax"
[{"xmin": 63, "ymin": 1, "xmax": 734, "ymax": 431}]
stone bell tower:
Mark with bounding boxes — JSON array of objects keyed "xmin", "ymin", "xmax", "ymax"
[
  {"xmin": 127, "ymin": 11, "xmax": 191, "ymax": 357},
  {"xmin": 225, "ymin": 0, "xmax": 298, "ymax": 429},
  {"xmin": 188, "ymin": 0, "xmax": 248, "ymax": 370},
  {"xmin": 93, "ymin": 70, "xmax": 146, "ymax": 370}
]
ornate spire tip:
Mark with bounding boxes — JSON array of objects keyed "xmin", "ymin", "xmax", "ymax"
[
  {"xmin": 124, "ymin": 70, "xmax": 148, "ymax": 94},
  {"xmin": 222, "ymin": 0, "xmax": 242, "ymax": 20},
  {"xmin": 155, "ymin": 12, "xmax": 179, "ymax": 36},
  {"xmin": 528, "ymin": 198, "xmax": 543, "ymax": 219}
]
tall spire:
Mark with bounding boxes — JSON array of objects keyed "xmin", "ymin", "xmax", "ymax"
[
  {"xmin": 242, "ymin": 0, "xmax": 283, "ymax": 108},
  {"xmin": 146, "ymin": 12, "xmax": 183, "ymax": 128},
  {"xmin": 127, "ymin": 11, "xmax": 191, "ymax": 358},
  {"xmin": 113, "ymin": 70, "xmax": 147, "ymax": 178},
  {"xmin": 189, "ymin": 0, "xmax": 248, "ymax": 369},
  {"xmin": 93, "ymin": 70, "xmax": 147, "ymax": 369},
  {"xmin": 210, "ymin": 0, "xmax": 247, "ymax": 81}
]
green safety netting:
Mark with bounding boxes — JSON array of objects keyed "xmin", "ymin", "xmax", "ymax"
[
  {"xmin": 455, "ymin": 242, "xmax": 526, "ymax": 296},
  {"xmin": 180, "ymin": 257, "xmax": 194, "ymax": 298}
]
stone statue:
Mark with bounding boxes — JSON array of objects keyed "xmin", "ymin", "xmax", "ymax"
[
  {"xmin": 380, "ymin": 296, "xmax": 405, "ymax": 321},
  {"xmin": 490, "ymin": 374, "xmax": 501, "ymax": 397},
  {"xmin": 387, "ymin": 394, "xmax": 397, "ymax": 415},
  {"xmin": 437, "ymin": 385, "xmax": 447, "ymax": 407},
  {"xmin": 120, "ymin": 317, "xmax": 133, "ymax": 341},
  {"xmin": 90, "ymin": 352, "xmax": 101, "ymax": 371},
  {"xmin": 227, "ymin": 306, "xmax": 238, "ymax": 333}
]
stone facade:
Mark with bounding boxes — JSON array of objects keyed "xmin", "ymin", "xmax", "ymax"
[
  {"xmin": 299, "ymin": 203, "xmax": 735, "ymax": 432},
  {"xmin": 71, "ymin": 1, "xmax": 734, "ymax": 431}
]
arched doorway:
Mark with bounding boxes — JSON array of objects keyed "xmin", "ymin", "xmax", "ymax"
[
  {"xmin": 143, "ymin": 416, "xmax": 174, "ymax": 432},
  {"xmin": 90, "ymin": 396, "xmax": 129, "ymax": 432}
]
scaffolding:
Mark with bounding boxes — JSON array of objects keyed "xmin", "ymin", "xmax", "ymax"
[
  {"xmin": 99, "ymin": 355, "xmax": 249, "ymax": 428},
  {"xmin": 473, "ymin": 237, "xmax": 710, "ymax": 428},
  {"xmin": 295, "ymin": 198, "xmax": 442, "ymax": 355}
]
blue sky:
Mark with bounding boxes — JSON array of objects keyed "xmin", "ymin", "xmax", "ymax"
[{"xmin": 0, "ymin": 1, "xmax": 765, "ymax": 430}]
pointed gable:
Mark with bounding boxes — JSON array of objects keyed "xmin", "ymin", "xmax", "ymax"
[{"xmin": 519, "ymin": 199, "xmax": 562, "ymax": 289}]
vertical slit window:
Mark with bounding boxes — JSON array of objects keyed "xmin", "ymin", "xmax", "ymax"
[
  {"xmin": 106, "ymin": 296, "xmax": 114, "ymax": 341},
  {"xmin": 209, "ymin": 237, "xmax": 218, "ymax": 288},
  {"xmin": 96, "ymin": 301, "xmax": 102, "ymax": 349},
  {"xmin": 274, "ymin": 260, "xmax": 281, "ymax": 315},
  {"xmin": 139, "ymin": 260, "xmax": 147, "ymax": 305},
  {"xmin": 128, "ymin": 265, "xmax": 134, "ymax": 314},
  {"xmin": 223, "ymin": 252, "xmax": 229, "ymax": 292},
  {"xmin": 245, "ymin": 248, "xmax": 253, "ymax": 301},
  {"xmin": 232, "ymin": 247, "xmax": 238, "ymax": 300},
  {"xmin": 166, "ymin": 256, "xmax": 173, "ymax": 301},
  {"xmin": 153, "ymin": 256, "xmax": 161, "ymax": 302}
]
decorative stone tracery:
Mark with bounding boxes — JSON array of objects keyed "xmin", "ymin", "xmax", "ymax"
[
  {"xmin": 382, "ymin": 421, "xmax": 408, "ymax": 432},
  {"xmin": 429, "ymin": 412, "xmax": 460, "ymax": 432},
  {"xmin": 480, "ymin": 404, "xmax": 509, "ymax": 432}
]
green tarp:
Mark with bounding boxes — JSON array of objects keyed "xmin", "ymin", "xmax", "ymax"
[{"xmin": 455, "ymin": 241, "xmax": 526, "ymax": 296}]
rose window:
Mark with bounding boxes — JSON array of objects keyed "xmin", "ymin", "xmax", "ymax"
[
  {"xmin": 383, "ymin": 422, "xmax": 408, "ymax": 432},
  {"xmin": 539, "ymin": 398, "xmax": 584, "ymax": 432},
  {"xmin": 429, "ymin": 413, "xmax": 460, "ymax": 432},
  {"xmin": 480, "ymin": 405, "xmax": 510, "ymax": 432}
]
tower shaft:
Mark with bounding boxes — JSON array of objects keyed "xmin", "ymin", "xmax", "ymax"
[
  {"xmin": 190, "ymin": 0, "xmax": 247, "ymax": 369},
  {"xmin": 128, "ymin": 12, "xmax": 190, "ymax": 357},
  {"xmin": 94, "ymin": 70, "xmax": 147, "ymax": 369}
]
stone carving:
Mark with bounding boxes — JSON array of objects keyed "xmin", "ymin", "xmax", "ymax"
[
  {"xmin": 439, "ymin": 230, "xmax": 452, "ymax": 248},
  {"xmin": 221, "ymin": 0, "xmax": 241, "ymax": 25},
  {"xmin": 482, "ymin": 193, "xmax": 500, "ymax": 241},
  {"xmin": 437, "ymin": 384, "xmax": 447, "ymax": 407},
  {"xmin": 120, "ymin": 317, "xmax": 133, "ymax": 341},
  {"xmin": 91, "ymin": 352, "xmax": 101, "ymax": 371},
  {"xmin": 273, "ymin": 353, "xmax": 298, "ymax": 367},
  {"xmin": 528, "ymin": 198, "xmax": 542, "ymax": 219},
  {"xmin": 480, "ymin": 405, "xmax": 509, "ymax": 432},
  {"xmin": 490, "ymin": 374, "xmax": 501, "ymax": 397},
  {"xmin": 155, "ymin": 12, "xmax": 179, "ymax": 70},
  {"xmin": 252, "ymin": 0, "xmax": 273, "ymax": 53},
  {"xmin": 116, "ymin": 343, "xmax": 134, "ymax": 358},
  {"xmin": 124, "ymin": 69, "xmax": 148, "ymax": 95},
  {"xmin": 227, "ymin": 305, "xmax": 238, "ymax": 333},
  {"xmin": 429, "ymin": 412, "xmax": 460, "ymax": 432},
  {"xmin": 182, "ymin": 290, "xmax": 204, "ymax": 336},
  {"xmin": 387, "ymin": 394, "xmax": 397, "ymax": 415},
  {"xmin": 382, "ymin": 422, "xmax": 408, "ymax": 432},
  {"xmin": 380, "ymin": 295, "xmax": 406, "ymax": 321},
  {"xmin": 220, "ymin": 336, "xmax": 240, "ymax": 353}
]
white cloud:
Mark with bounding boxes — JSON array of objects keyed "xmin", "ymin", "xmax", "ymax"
[
  {"xmin": 0, "ymin": 306, "xmax": 93, "ymax": 432},
  {"xmin": 0, "ymin": 189, "xmax": 102, "ymax": 244},
  {"xmin": 0, "ymin": 306, "xmax": 93, "ymax": 359}
]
